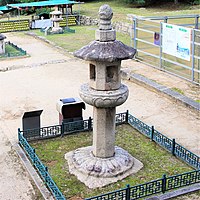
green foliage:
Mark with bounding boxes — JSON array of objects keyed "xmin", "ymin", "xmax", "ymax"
[
  {"xmin": 172, "ymin": 87, "xmax": 184, "ymax": 95},
  {"xmin": 33, "ymin": 26, "xmax": 131, "ymax": 52},
  {"xmin": 120, "ymin": 0, "xmax": 199, "ymax": 6},
  {"xmin": 35, "ymin": 7, "xmax": 51, "ymax": 15},
  {"xmin": 124, "ymin": 0, "xmax": 145, "ymax": 4},
  {"xmin": 0, "ymin": 0, "xmax": 17, "ymax": 6}
]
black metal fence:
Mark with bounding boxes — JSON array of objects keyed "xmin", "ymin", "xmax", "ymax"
[
  {"xmin": 18, "ymin": 130, "xmax": 66, "ymax": 200},
  {"xmin": 128, "ymin": 113, "xmax": 200, "ymax": 170},
  {"xmin": 87, "ymin": 170, "xmax": 200, "ymax": 200},
  {"xmin": 21, "ymin": 112, "xmax": 127, "ymax": 141},
  {"xmin": 18, "ymin": 111, "xmax": 200, "ymax": 200},
  {"xmin": 1, "ymin": 41, "xmax": 27, "ymax": 57}
]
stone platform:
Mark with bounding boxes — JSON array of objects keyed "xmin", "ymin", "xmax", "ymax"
[{"xmin": 65, "ymin": 146, "xmax": 143, "ymax": 188}]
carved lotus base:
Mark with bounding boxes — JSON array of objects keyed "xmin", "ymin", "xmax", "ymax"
[
  {"xmin": 65, "ymin": 146, "xmax": 143, "ymax": 188},
  {"xmin": 79, "ymin": 83, "xmax": 129, "ymax": 108}
]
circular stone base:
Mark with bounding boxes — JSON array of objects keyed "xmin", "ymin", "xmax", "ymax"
[{"xmin": 65, "ymin": 146, "xmax": 143, "ymax": 188}]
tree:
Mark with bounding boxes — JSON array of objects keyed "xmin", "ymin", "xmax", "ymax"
[{"xmin": 0, "ymin": 0, "xmax": 18, "ymax": 6}]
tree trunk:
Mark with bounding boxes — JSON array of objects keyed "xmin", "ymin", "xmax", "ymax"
[{"xmin": 174, "ymin": 0, "xmax": 178, "ymax": 4}]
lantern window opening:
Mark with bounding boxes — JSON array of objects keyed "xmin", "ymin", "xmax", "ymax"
[{"xmin": 90, "ymin": 64, "xmax": 96, "ymax": 81}]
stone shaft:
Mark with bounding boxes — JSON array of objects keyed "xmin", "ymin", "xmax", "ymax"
[{"xmin": 93, "ymin": 107, "xmax": 116, "ymax": 158}]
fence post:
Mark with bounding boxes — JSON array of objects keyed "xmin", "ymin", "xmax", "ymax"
[
  {"xmin": 159, "ymin": 23, "xmax": 163, "ymax": 70},
  {"xmin": 45, "ymin": 166, "xmax": 48, "ymax": 183},
  {"xmin": 33, "ymin": 148, "xmax": 36, "ymax": 164},
  {"xmin": 133, "ymin": 16, "xmax": 138, "ymax": 55},
  {"xmin": 151, "ymin": 126, "xmax": 154, "ymax": 141},
  {"xmin": 18, "ymin": 128, "xmax": 21, "ymax": 142},
  {"xmin": 191, "ymin": 29, "xmax": 195, "ymax": 82},
  {"xmin": 61, "ymin": 123, "xmax": 64, "ymax": 137},
  {"xmin": 161, "ymin": 174, "xmax": 167, "ymax": 193},
  {"xmin": 195, "ymin": 15, "xmax": 199, "ymax": 29},
  {"xmin": 126, "ymin": 184, "xmax": 130, "ymax": 200},
  {"xmin": 196, "ymin": 157, "xmax": 199, "ymax": 169},
  {"xmin": 164, "ymin": 16, "xmax": 168, "ymax": 23},
  {"xmin": 88, "ymin": 117, "xmax": 92, "ymax": 131},
  {"xmin": 171, "ymin": 139, "xmax": 176, "ymax": 156},
  {"xmin": 125, "ymin": 110, "xmax": 129, "ymax": 123}
]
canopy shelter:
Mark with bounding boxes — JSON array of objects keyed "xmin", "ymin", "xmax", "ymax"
[
  {"xmin": 0, "ymin": 6, "xmax": 13, "ymax": 13},
  {"xmin": 0, "ymin": 0, "xmax": 80, "ymax": 13}
]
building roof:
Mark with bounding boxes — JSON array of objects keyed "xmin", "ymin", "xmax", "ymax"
[
  {"xmin": 0, "ymin": 0, "xmax": 80, "ymax": 11},
  {"xmin": 74, "ymin": 40, "xmax": 136, "ymax": 62},
  {"xmin": 0, "ymin": 6, "xmax": 12, "ymax": 11}
]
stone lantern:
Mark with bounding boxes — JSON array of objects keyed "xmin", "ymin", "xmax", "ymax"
[
  {"xmin": 0, "ymin": 34, "xmax": 6, "ymax": 54},
  {"xmin": 65, "ymin": 4, "xmax": 143, "ymax": 188},
  {"xmin": 50, "ymin": 10, "xmax": 63, "ymax": 33}
]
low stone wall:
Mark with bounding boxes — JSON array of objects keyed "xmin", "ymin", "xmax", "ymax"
[
  {"xmin": 79, "ymin": 15, "xmax": 99, "ymax": 26},
  {"xmin": 79, "ymin": 15, "xmax": 132, "ymax": 35},
  {"xmin": 112, "ymin": 21, "xmax": 132, "ymax": 35}
]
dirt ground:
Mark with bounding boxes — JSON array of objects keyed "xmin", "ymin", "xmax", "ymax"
[{"xmin": 0, "ymin": 32, "xmax": 199, "ymax": 199}]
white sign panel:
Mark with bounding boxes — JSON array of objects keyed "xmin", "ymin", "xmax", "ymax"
[{"xmin": 162, "ymin": 23, "xmax": 191, "ymax": 61}]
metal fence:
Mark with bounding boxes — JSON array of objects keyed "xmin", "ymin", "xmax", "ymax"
[
  {"xmin": 18, "ymin": 111, "xmax": 200, "ymax": 200},
  {"xmin": 21, "ymin": 112, "xmax": 127, "ymax": 141},
  {"xmin": 128, "ymin": 113, "xmax": 200, "ymax": 170},
  {"xmin": 87, "ymin": 170, "xmax": 200, "ymax": 200},
  {"xmin": 4, "ymin": 41, "xmax": 26, "ymax": 57},
  {"xmin": 131, "ymin": 14, "xmax": 200, "ymax": 85},
  {"xmin": 18, "ymin": 130, "xmax": 66, "ymax": 200}
]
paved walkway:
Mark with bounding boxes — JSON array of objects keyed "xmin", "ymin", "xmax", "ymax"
[{"xmin": 0, "ymin": 32, "xmax": 199, "ymax": 199}]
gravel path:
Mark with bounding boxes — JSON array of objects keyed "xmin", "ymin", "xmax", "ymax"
[{"xmin": 0, "ymin": 32, "xmax": 199, "ymax": 199}]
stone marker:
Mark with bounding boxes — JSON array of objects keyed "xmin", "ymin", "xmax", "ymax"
[
  {"xmin": 50, "ymin": 10, "xmax": 63, "ymax": 34},
  {"xmin": 65, "ymin": 4, "xmax": 143, "ymax": 188},
  {"xmin": 0, "ymin": 34, "xmax": 6, "ymax": 54}
]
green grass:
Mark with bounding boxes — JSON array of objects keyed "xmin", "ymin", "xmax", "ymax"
[
  {"xmin": 73, "ymin": 0, "xmax": 200, "ymax": 22},
  {"xmin": 172, "ymin": 87, "xmax": 185, "ymax": 95},
  {"xmin": 5, "ymin": 44, "xmax": 19, "ymax": 54},
  {"xmin": 33, "ymin": 26, "xmax": 131, "ymax": 52},
  {"xmin": 31, "ymin": 124, "xmax": 193, "ymax": 199},
  {"xmin": 0, "ymin": 43, "xmax": 21, "ymax": 58}
]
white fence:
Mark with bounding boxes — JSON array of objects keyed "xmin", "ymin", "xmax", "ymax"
[{"xmin": 131, "ymin": 15, "xmax": 200, "ymax": 85}]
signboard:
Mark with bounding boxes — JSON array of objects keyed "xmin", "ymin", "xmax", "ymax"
[{"xmin": 162, "ymin": 23, "xmax": 191, "ymax": 61}]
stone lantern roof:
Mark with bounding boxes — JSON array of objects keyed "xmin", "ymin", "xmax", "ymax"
[
  {"xmin": 0, "ymin": 34, "xmax": 6, "ymax": 40},
  {"xmin": 74, "ymin": 4, "xmax": 136, "ymax": 62}
]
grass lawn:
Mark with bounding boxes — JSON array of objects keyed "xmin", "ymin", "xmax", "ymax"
[
  {"xmin": 31, "ymin": 124, "xmax": 193, "ymax": 199},
  {"xmin": 5, "ymin": 43, "xmax": 19, "ymax": 53},
  {"xmin": 72, "ymin": 0, "xmax": 200, "ymax": 22},
  {"xmin": 33, "ymin": 26, "xmax": 131, "ymax": 52},
  {"xmin": 0, "ymin": 43, "xmax": 23, "ymax": 58}
]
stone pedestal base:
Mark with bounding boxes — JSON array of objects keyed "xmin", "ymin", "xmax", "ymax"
[
  {"xmin": 51, "ymin": 27, "xmax": 63, "ymax": 34},
  {"xmin": 65, "ymin": 146, "xmax": 143, "ymax": 188}
]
